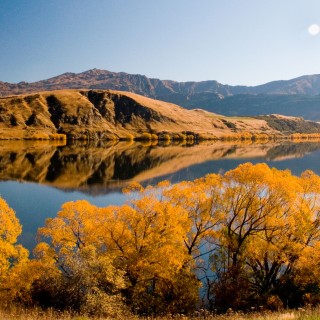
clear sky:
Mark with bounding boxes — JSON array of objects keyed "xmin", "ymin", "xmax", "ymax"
[{"xmin": 1, "ymin": 0, "xmax": 320, "ymax": 85}]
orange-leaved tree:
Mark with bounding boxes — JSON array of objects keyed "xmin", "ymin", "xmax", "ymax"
[
  {"xmin": 35, "ymin": 185, "xmax": 199, "ymax": 315},
  {"xmin": 206, "ymin": 163, "xmax": 320, "ymax": 310},
  {"xmin": 0, "ymin": 196, "xmax": 28, "ymax": 305},
  {"xmin": 35, "ymin": 200, "xmax": 126, "ymax": 316},
  {"xmin": 101, "ymin": 181, "xmax": 198, "ymax": 314}
]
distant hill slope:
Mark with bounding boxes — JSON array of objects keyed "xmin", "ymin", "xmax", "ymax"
[
  {"xmin": 2, "ymin": 69, "xmax": 320, "ymax": 97},
  {"xmin": 2, "ymin": 89, "xmax": 320, "ymax": 140},
  {"xmin": 2, "ymin": 69, "xmax": 320, "ymax": 120},
  {"xmin": 191, "ymin": 94, "xmax": 320, "ymax": 120}
]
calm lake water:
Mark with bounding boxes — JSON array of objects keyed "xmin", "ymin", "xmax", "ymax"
[{"xmin": 1, "ymin": 139, "xmax": 320, "ymax": 250}]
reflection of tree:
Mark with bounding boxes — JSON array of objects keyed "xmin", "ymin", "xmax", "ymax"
[{"xmin": 1, "ymin": 140, "xmax": 320, "ymax": 193}]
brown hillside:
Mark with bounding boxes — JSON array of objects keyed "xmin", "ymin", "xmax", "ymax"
[
  {"xmin": 0, "ymin": 89, "xmax": 319, "ymax": 140},
  {"xmin": 4, "ymin": 69, "xmax": 320, "ymax": 122}
]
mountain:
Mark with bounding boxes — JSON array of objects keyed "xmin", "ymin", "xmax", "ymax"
[
  {"xmin": 2, "ymin": 69, "xmax": 320, "ymax": 97},
  {"xmin": 192, "ymin": 94, "xmax": 320, "ymax": 119},
  {"xmin": 2, "ymin": 89, "xmax": 320, "ymax": 140},
  {"xmin": 0, "ymin": 69, "xmax": 231, "ymax": 98},
  {"xmin": 2, "ymin": 69, "xmax": 320, "ymax": 120}
]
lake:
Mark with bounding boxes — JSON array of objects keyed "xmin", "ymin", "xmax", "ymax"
[{"xmin": 1, "ymin": 139, "xmax": 320, "ymax": 250}]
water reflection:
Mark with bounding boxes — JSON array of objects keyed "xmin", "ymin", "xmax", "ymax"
[
  {"xmin": 2, "ymin": 139, "xmax": 320, "ymax": 250},
  {"xmin": 1, "ymin": 140, "xmax": 320, "ymax": 193}
]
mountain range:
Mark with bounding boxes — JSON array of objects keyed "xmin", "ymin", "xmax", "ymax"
[{"xmin": 2, "ymin": 69, "xmax": 320, "ymax": 120}]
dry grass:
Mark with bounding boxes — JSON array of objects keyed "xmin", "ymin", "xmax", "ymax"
[
  {"xmin": 2, "ymin": 307, "xmax": 320, "ymax": 320},
  {"xmin": 49, "ymin": 133, "xmax": 67, "ymax": 140},
  {"xmin": 0, "ymin": 89, "xmax": 280, "ymax": 141},
  {"xmin": 2, "ymin": 89, "xmax": 320, "ymax": 142},
  {"xmin": 0, "ymin": 306, "xmax": 136, "ymax": 320}
]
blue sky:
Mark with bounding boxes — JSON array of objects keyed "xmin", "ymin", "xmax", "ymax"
[{"xmin": 1, "ymin": 0, "xmax": 320, "ymax": 85}]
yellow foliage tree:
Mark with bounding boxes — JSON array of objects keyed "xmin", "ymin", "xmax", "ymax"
[
  {"xmin": 35, "ymin": 200, "xmax": 126, "ymax": 316},
  {"xmin": 35, "ymin": 194, "xmax": 198, "ymax": 314},
  {"xmin": 0, "ymin": 197, "xmax": 28, "ymax": 305},
  {"xmin": 100, "ymin": 182, "xmax": 198, "ymax": 313},
  {"xmin": 167, "ymin": 175, "xmax": 223, "ymax": 258},
  {"xmin": 204, "ymin": 163, "xmax": 320, "ymax": 310},
  {"xmin": 24, "ymin": 163, "xmax": 320, "ymax": 313}
]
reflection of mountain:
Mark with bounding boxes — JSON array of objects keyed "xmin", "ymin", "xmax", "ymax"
[
  {"xmin": 1, "ymin": 141, "xmax": 320, "ymax": 194},
  {"xmin": 264, "ymin": 143, "xmax": 320, "ymax": 161}
]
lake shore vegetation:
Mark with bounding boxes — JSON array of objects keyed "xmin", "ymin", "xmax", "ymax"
[{"xmin": 2, "ymin": 163, "xmax": 320, "ymax": 317}]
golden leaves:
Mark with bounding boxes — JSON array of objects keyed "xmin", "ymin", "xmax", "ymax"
[
  {"xmin": 0, "ymin": 197, "xmax": 28, "ymax": 280},
  {"xmin": 4, "ymin": 162, "xmax": 320, "ymax": 312}
]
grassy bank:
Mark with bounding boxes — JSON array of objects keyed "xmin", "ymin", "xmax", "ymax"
[{"xmin": 1, "ymin": 307, "xmax": 320, "ymax": 320}]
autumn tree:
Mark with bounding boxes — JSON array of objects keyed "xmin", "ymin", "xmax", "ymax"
[
  {"xmin": 207, "ymin": 163, "xmax": 288, "ymax": 309},
  {"xmin": 205, "ymin": 163, "xmax": 320, "ymax": 310},
  {"xmin": 237, "ymin": 168, "xmax": 320, "ymax": 308},
  {"xmin": 101, "ymin": 182, "xmax": 199, "ymax": 314},
  {"xmin": 0, "ymin": 196, "xmax": 28, "ymax": 305},
  {"xmin": 35, "ymin": 188, "xmax": 200, "ymax": 315},
  {"xmin": 35, "ymin": 200, "xmax": 126, "ymax": 316},
  {"xmin": 166, "ymin": 174, "xmax": 224, "ymax": 305},
  {"xmin": 272, "ymin": 170, "xmax": 320, "ymax": 307},
  {"xmin": 30, "ymin": 162, "xmax": 320, "ymax": 314},
  {"xmin": 166, "ymin": 174, "xmax": 223, "ymax": 258}
]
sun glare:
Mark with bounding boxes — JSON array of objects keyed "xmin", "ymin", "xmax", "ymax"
[{"xmin": 308, "ymin": 24, "xmax": 320, "ymax": 36}]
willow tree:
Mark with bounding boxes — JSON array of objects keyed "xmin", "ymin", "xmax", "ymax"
[
  {"xmin": 101, "ymin": 181, "xmax": 198, "ymax": 314},
  {"xmin": 206, "ymin": 163, "xmax": 320, "ymax": 310},
  {"xmin": 35, "ymin": 200, "xmax": 126, "ymax": 316},
  {"xmin": 0, "ymin": 197, "xmax": 28, "ymax": 305},
  {"xmin": 36, "ymin": 184, "xmax": 199, "ymax": 315}
]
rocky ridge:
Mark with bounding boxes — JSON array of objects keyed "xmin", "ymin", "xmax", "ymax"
[
  {"xmin": 3, "ymin": 69, "xmax": 320, "ymax": 121},
  {"xmin": 2, "ymin": 69, "xmax": 320, "ymax": 98}
]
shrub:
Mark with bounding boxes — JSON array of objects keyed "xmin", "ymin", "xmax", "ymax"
[
  {"xmin": 30, "ymin": 133, "xmax": 50, "ymax": 140},
  {"xmin": 49, "ymin": 133, "xmax": 67, "ymax": 140},
  {"xmin": 221, "ymin": 119, "xmax": 237, "ymax": 130},
  {"xmin": 136, "ymin": 132, "xmax": 152, "ymax": 141},
  {"xmin": 266, "ymin": 295, "xmax": 284, "ymax": 311}
]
